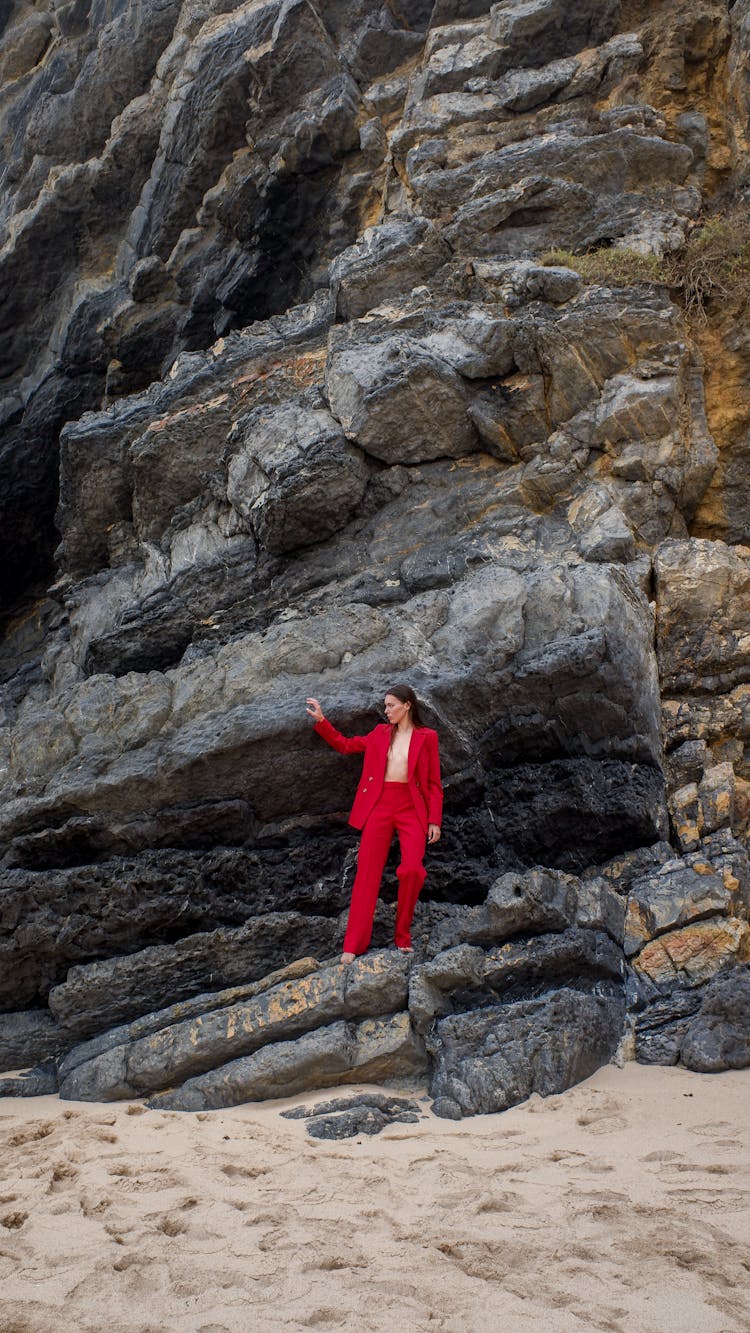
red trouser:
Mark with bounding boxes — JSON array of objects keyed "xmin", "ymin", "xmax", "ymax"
[{"xmin": 343, "ymin": 782, "xmax": 427, "ymax": 955}]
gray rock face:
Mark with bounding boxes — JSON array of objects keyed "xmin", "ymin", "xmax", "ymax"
[
  {"xmin": 634, "ymin": 965, "xmax": 750, "ymax": 1072},
  {"xmin": 226, "ymin": 397, "xmax": 368, "ymax": 554},
  {"xmin": 44, "ymin": 870, "xmax": 627, "ymax": 1113},
  {"xmin": 2, "ymin": 0, "xmax": 750, "ymax": 1114},
  {"xmin": 680, "ymin": 968, "xmax": 750, "ymax": 1072},
  {"xmin": 0, "ymin": 1010, "xmax": 69, "ymax": 1073},
  {"xmin": 329, "ymin": 219, "xmax": 452, "ymax": 320},
  {"xmin": 428, "ymin": 987, "xmax": 625, "ymax": 1119},
  {"xmin": 0, "ymin": 842, "xmax": 345, "ymax": 1007}
]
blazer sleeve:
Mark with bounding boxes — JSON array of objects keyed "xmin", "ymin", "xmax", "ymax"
[
  {"xmin": 313, "ymin": 716, "xmax": 370, "ymax": 755},
  {"xmin": 426, "ymin": 730, "xmax": 444, "ymax": 826}
]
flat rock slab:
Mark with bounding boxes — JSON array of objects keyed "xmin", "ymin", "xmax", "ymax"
[
  {"xmin": 281, "ymin": 1092, "xmax": 424, "ymax": 1138},
  {"xmin": 56, "ymin": 957, "xmax": 319, "ymax": 1082},
  {"xmin": 48, "ymin": 914, "xmax": 339, "ymax": 1038},
  {"xmin": 148, "ymin": 1012, "xmax": 426, "ymax": 1111},
  {"xmin": 428, "ymin": 984, "xmax": 625, "ymax": 1119},
  {"xmin": 0, "ymin": 1061, "xmax": 58, "ymax": 1098},
  {"xmin": 58, "ymin": 951, "xmax": 410, "ymax": 1102}
]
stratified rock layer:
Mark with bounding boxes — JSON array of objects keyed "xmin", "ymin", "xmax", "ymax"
[{"xmin": 2, "ymin": 0, "xmax": 750, "ymax": 1110}]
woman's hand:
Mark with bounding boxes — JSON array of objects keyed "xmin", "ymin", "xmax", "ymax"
[
  {"xmin": 427, "ymin": 824, "xmax": 441, "ymax": 844},
  {"xmin": 306, "ymin": 697, "xmax": 325, "ymax": 723}
]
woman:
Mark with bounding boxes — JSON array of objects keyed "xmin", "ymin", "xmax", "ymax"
[{"xmin": 306, "ymin": 686, "xmax": 443, "ymax": 963}]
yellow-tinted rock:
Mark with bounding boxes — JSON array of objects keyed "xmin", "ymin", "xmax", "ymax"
[{"xmin": 633, "ymin": 918, "xmax": 749, "ymax": 987}]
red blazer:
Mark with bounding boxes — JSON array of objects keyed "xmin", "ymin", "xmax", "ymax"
[{"xmin": 314, "ymin": 717, "xmax": 443, "ymax": 833}]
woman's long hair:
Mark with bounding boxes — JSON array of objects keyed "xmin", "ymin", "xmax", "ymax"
[{"xmin": 385, "ymin": 683, "xmax": 426, "ymax": 728}]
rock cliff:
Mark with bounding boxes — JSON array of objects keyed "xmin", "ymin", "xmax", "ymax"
[{"xmin": 1, "ymin": 0, "xmax": 749, "ymax": 1115}]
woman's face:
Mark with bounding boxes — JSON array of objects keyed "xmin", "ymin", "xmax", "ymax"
[{"xmin": 384, "ymin": 693, "xmax": 411, "ymax": 725}]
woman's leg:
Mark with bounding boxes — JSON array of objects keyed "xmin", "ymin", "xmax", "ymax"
[
  {"xmin": 343, "ymin": 802, "xmax": 396, "ymax": 955},
  {"xmin": 394, "ymin": 807, "xmax": 427, "ymax": 949}
]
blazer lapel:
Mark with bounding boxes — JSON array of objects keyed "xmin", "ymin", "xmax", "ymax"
[
  {"xmin": 408, "ymin": 728, "xmax": 426, "ymax": 777},
  {"xmin": 374, "ymin": 725, "xmax": 391, "ymax": 779}
]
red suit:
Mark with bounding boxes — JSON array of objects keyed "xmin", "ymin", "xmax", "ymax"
[{"xmin": 314, "ymin": 718, "xmax": 443, "ymax": 954}]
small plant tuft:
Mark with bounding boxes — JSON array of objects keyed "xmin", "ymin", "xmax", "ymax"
[
  {"xmin": 663, "ymin": 208, "xmax": 750, "ymax": 321},
  {"xmin": 541, "ymin": 209, "xmax": 750, "ymax": 322},
  {"xmin": 540, "ymin": 246, "xmax": 664, "ymax": 286}
]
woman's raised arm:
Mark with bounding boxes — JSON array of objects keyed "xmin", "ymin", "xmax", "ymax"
[{"xmin": 307, "ymin": 700, "xmax": 369, "ymax": 755}]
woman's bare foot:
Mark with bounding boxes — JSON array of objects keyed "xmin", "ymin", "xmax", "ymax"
[
  {"xmin": 397, "ymin": 946, "xmax": 414, "ymax": 953},
  {"xmin": 341, "ymin": 951, "xmax": 356, "ymax": 965}
]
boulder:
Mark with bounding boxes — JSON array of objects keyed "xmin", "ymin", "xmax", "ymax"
[
  {"xmin": 428, "ymin": 985, "xmax": 625, "ymax": 1118},
  {"xmin": 47, "ymin": 938, "xmax": 327, "ymax": 1040},
  {"xmin": 148, "ymin": 1012, "xmax": 426, "ymax": 1111},
  {"xmin": 0, "ymin": 1062, "xmax": 59, "ymax": 1099},
  {"xmin": 226, "ymin": 398, "xmax": 368, "ymax": 554},
  {"xmin": 325, "ymin": 330, "xmax": 479, "ymax": 464},
  {"xmin": 410, "ymin": 927, "xmax": 624, "ymax": 1032},
  {"xmin": 329, "ymin": 219, "xmax": 451, "ymax": 320},
  {"xmin": 633, "ymin": 965, "xmax": 750, "ymax": 1071},
  {"xmin": 281, "ymin": 1091, "xmax": 423, "ymax": 1138},
  {"xmin": 426, "ymin": 867, "xmax": 578, "ymax": 956},
  {"xmin": 56, "ymin": 958, "xmax": 319, "ymax": 1082}
]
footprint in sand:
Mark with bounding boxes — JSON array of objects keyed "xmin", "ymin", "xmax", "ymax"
[
  {"xmin": 474, "ymin": 1190, "xmax": 521, "ymax": 1214},
  {"xmin": 576, "ymin": 1189, "xmax": 628, "ymax": 1204},
  {"xmin": 298, "ymin": 1307, "xmax": 344, "ymax": 1328},
  {"xmin": 689, "ymin": 1120, "xmax": 732, "ymax": 1137},
  {"xmin": 48, "ymin": 1161, "xmax": 79, "ymax": 1192},
  {"xmin": 156, "ymin": 1215, "xmax": 189, "ymax": 1237},
  {"xmin": 5, "ymin": 1123, "xmax": 54, "ymax": 1148},
  {"xmin": 666, "ymin": 1186, "xmax": 750, "ymax": 1213},
  {"xmin": 658, "ymin": 1161, "xmax": 734, "ymax": 1176},
  {"xmin": 576, "ymin": 1110, "xmax": 628, "ymax": 1134},
  {"xmin": 220, "ymin": 1164, "xmax": 269, "ymax": 1181},
  {"xmin": 112, "ymin": 1251, "xmax": 148, "ymax": 1273},
  {"xmin": 303, "ymin": 1250, "xmax": 368, "ymax": 1272}
]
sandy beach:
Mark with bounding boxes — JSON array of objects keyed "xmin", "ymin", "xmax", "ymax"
[{"xmin": 1, "ymin": 1063, "xmax": 748, "ymax": 1333}]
